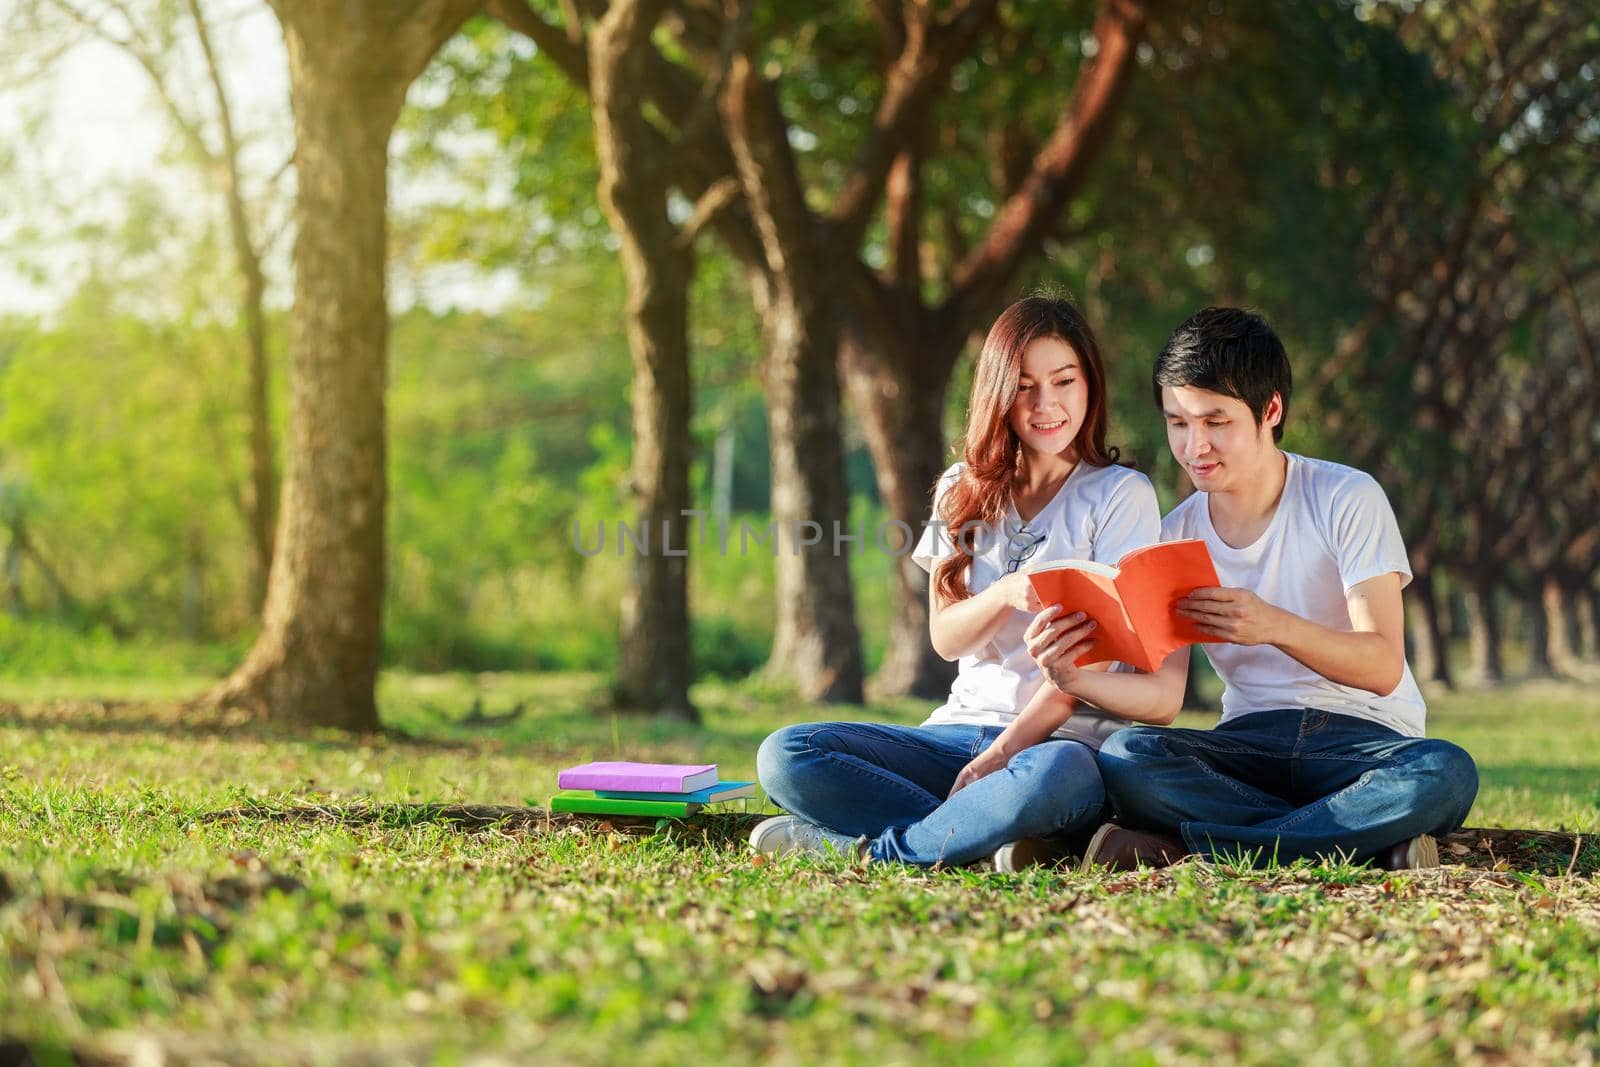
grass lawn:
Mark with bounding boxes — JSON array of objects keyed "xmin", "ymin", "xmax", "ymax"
[{"xmin": 1, "ymin": 670, "xmax": 1597, "ymax": 1065}]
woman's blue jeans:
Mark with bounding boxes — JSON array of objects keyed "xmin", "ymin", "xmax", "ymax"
[
  {"xmin": 1097, "ymin": 709, "xmax": 1479, "ymax": 865},
  {"xmin": 756, "ymin": 722, "xmax": 1107, "ymax": 867}
]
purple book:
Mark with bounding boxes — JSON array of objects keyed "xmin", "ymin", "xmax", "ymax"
[{"xmin": 556, "ymin": 761, "xmax": 718, "ymax": 793}]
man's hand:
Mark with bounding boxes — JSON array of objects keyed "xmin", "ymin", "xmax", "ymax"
[
  {"xmin": 1177, "ymin": 587, "xmax": 1285, "ymax": 646},
  {"xmin": 948, "ymin": 743, "xmax": 1011, "ymax": 798},
  {"xmin": 1024, "ymin": 605, "xmax": 1099, "ymax": 691}
]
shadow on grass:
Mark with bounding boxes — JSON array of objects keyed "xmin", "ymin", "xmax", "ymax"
[
  {"xmin": 198, "ymin": 801, "xmax": 1598, "ymax": 875},
  {"xmin": 0, "ymin": 685, "xmax": 739, "ymax": 756},
  {"xmin": 200, "ymin": 801, "xmax": 767, "ymax": 848},
  {"xmin": 0, "ymin": 699, "xmax": 484, "ymax": 752}
]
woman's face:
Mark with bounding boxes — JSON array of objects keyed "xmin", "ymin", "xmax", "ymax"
[{"xmin": 1008, "ymin": 335, "xmax": 1089, "ymax": 461}]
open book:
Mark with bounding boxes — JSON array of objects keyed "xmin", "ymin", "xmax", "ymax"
[{"xmin": 1026, "ymin": 539, "xmax": 1221, "ymax": 672}]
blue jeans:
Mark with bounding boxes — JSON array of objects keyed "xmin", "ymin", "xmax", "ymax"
[
  {"xmin": 1097, "ymin": 710, "xmax": 1479, "ymax": 865},
  {"xmin": 756, "ymin": 722, "xmax": 1106, "ymax": 867}
]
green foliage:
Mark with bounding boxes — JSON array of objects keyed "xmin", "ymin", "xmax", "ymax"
[
  {"xmin": 393, "ymin": 13, "xmax": 608, "ymax": 281},
  {"xmin": 0, "ymin": 615, "xmax": 242, "ymax": 679},
  {"xmin": 384, "ymin": 289, "xmax": 629, "ymax": 671},
  {"xmin": 0, "ymin": 282, "xmax": 261, "ymax": 637}
]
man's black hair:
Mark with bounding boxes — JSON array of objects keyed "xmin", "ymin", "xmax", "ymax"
[{"xmin": 1152, "ymin": 307, "xmax": 1292, "ymax": 442}]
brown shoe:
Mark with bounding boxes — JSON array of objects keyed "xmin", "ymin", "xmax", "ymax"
[
  {"xmin": 1384, "ymin": 834, "xmax": 1440, "ymax": 870},
  {"xmin": 1079, "ymin": 822, "xmax": 1189, "ymax": 873}
]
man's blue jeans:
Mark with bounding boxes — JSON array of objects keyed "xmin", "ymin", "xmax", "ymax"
[
  {"xmin": 757, "ymin": 722, "xmax": 1106, "ymax": 867},
  {"xmin": 1096, "ymin": 710, "xmax": 1479, "ymax": 865}
]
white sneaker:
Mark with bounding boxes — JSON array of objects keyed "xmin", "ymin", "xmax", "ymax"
[
  {"xmin": 749, "ymin": 815, "xmax": 863, "ymax": 859},
  {"xmin": 1384, "ymin": 833, "xmax": 1440, "ymax": 870},
  {"xmin": 992, "ymin": 836, "xmax": 1072, "ymax": 873}
]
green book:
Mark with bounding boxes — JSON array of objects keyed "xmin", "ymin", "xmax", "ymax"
[{"xmin": 549, "ymin": 791, "xmax": 702, "ymax": 817}]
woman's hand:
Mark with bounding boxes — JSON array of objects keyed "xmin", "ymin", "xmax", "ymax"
[
  {"xmin": 990, "ymin": 571, "xmax": 1043, "ymax": 614},
  {"xmin": 1025, "ymin": 606, "xmax": 1098, "ymax": 692},
  {"xmin": 948, "ymin": 743, "xmax": 1012, "ymax": 798}
]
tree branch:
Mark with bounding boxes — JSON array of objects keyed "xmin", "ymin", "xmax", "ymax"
[
  {"xmin": 942, "ymin": 0, "xmax": 1150, "ymax": 327},
  {"xmin": 720, "ymin": 52, "xmax": 817, "ymax": 280},
  {"xmin": 485, "ymin": 0, "xmax": 591, "ymax": 84},
  {"xmin": 827, "ymin": 0, "xmax": 1000, "ymax": 252}
]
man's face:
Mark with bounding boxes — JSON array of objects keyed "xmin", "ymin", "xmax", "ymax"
[{"xmin": 1160, "ymin": 385, "xmax": 1281, "ymax": 493}]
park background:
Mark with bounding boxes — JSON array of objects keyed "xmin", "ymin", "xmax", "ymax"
[{"xmin": 0, "ymin": 0, "xmax": 1598, "ymax": 1064}]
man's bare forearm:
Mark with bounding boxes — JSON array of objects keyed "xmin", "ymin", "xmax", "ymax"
[{"xmin": 1272, "ymin": 611, "xmax": 1405, "ymax": 696}]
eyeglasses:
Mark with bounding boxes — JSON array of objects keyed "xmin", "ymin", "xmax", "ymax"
[{"xmin": 1005, "ymin": 526, "xmax": 1045, "ymax": 574}]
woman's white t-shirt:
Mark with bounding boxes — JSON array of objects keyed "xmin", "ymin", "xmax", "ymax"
[
  {"xmin": 1160, "ymin": 452, "xmax": 1427, "ymax": 737},
  {"xmin": 910, "ymin": 460, "xmax": 1161, "ymax": 749}
]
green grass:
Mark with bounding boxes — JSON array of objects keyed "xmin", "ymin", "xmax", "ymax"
[{"xmin": 0, "ymin": 671, "xmax": 1597, "ymax": 1064}]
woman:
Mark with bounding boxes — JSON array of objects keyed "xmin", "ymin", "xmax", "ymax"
[{"xmin": 751, "ymin": 295, "xmax": 1188, "ymax": 870}]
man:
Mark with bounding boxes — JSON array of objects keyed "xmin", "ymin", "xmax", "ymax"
[{"xmin": 1078, "ymin": 307, "xmax": 1478, "ymax": 871}]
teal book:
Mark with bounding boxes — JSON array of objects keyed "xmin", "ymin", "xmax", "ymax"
[
  {"xmin": 549, "ymin": 791, "xmax": 702, "ymax": 817},
  {"xmin": 595, "ymin": 780, "xmax": 756, "ymax": 803}
]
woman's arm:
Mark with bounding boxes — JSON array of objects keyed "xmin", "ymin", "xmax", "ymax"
[
  {"xmin": 946, "ymin": 613, "xmax": 1184, "ymax": 797},
  {"xmin": 946, "ymin": 682, "xmax": 1077, "ymax": 796},
  {"xmin": 927, "ymin": 570, "xmax": 1040, "ymax": 662}
]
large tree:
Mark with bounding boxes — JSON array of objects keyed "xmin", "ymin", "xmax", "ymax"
[
  {"xmin": 489, "ymin": 0, "xmax": 875, "ymax": 701},
  {"xmin": 836, "ymin": 0, "xmax": 1149, "ymax": 696},
  {"xmin": 492, "ymin": 0, "xmax": 1150, "ymax": 700},
  {"xmin": 207, "ymin": 0, "xmax": 480, "ymax": 729},
  {"xmin": 588, "ymin": 0, "xmax": 732, "ymax": 720}
]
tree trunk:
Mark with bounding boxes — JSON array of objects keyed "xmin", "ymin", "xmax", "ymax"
[
  {"xmin": 1523, "ymin": 582, "xmax": 1555, "ymax": 679},
  {"xmin": 1545, "ymin": 575, "xmax": 1581, "ymax": 670},
  {"xmin": 188, "ymin": 0, "xmax": 278, "ymax": 606},
  {"xmin": 591, "ymin": 0, "xmax": 697, "ymax": 721},
  {"xmin": 204, "ymin": 0, "xmax": 478, "ymax": 731},
  {"xmin": 751, "ymin": 275, "xmax": 865, "ymax": 703},
  {"xmin": 1406, "ymin": 568, "xmax": 1454, "ymax": 689},
  {"xmin": 182, "ymin": 524, "xmax": 206, "ymax": 641},
  {"xmin": 1440, "ymin": 575, "xmax": 1465, "ymax": 643},
  {"xmin": 3, "ymin": 519, "xmax": 23, "ymax": 617},
  {"xmin": 242, "ymin": 253, "xmax": 277, "ymax": 605},
  {"xmin": 722, "ymin": 56, "xmax": 864, "ymax": 703},
  {"xmin": 1579, "ymin": 583, "xmax": 1600, "ymax": 662},
  {"xmin": 841, "ymin": 329, "xmax": 957, "ymax": 700},
  {"xmin": 1464, "ymin": 573, "xmax": 1504, "ymax": 686}
]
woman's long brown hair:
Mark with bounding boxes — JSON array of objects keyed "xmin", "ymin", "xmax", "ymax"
[{"xmin": 933, "ymin": 296, "xmax": 1120, "ymax": 605}]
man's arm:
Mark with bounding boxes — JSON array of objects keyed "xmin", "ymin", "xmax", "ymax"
[{"xmin": 1177, "ymin": 572, "xmax": 1407, "ymax": 696}]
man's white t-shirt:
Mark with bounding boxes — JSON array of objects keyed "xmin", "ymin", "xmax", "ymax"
[
  {"xmin": 1161, "ymin": 452, "xmax": 1427, "ymax": 737},
  {"xmin": 911, "ymin": 460, "xmax": 1160, "ymax": 749}
]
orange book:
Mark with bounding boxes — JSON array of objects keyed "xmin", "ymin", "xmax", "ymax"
[{"xmin": 1025, "ymin": 539, "xmax": 1221, "ymax": 672}]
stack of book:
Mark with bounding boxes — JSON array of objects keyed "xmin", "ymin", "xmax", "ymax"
[{"xmin": 550, "ymin": 761, "xmax": 756, "ymax": 817}]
